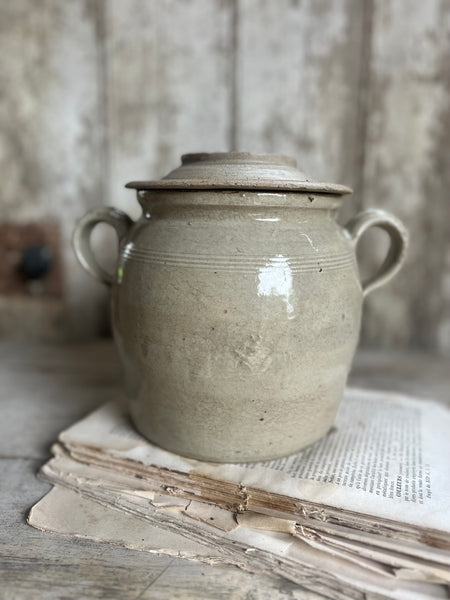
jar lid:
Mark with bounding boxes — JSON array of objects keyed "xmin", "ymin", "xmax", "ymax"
[{"xmin": 125, "ymin": 152, "xmax": 352, "ymax": 195}]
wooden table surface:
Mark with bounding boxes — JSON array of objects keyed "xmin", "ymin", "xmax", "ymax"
[{"xmin": 1, "ymin": 341, "xmax": 449, "ymax": 600}]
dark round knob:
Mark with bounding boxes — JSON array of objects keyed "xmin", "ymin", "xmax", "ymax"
[{"xmin": 20, "ymin": 245, "xmax": 52, "ymax": 279}]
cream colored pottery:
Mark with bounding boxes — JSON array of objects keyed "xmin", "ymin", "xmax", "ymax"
[{"xmin": 73, "ymin": 153, "xmax": 408, "ymax": 463}]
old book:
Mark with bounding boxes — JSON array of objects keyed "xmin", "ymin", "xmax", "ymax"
[
  {"xmin": 29, "ymin": 387, "xmax": 450, "ymax": 599},
  {"xmin": 55, "ymin": 388, "xmax": 450, "ymax": 548},
  {"xmin": 29, "ymin": 479, "xmax": 449, "ymax": 599}
]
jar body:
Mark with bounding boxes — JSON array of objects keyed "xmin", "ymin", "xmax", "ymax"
[{"xmin": 112, "ymin": 191, "xmax": 362, "ymax": 462}]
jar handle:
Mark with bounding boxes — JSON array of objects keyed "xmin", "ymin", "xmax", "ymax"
[
  {"xmin": 344, "ymin": 209, "xmax": 408, "ymax": 298},
  {"xmin": 72, "ymin": 207, "xmax": 133, "ymax": 286}
]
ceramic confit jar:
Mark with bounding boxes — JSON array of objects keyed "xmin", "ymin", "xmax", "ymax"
[{"xmin": 73, "ymin": 153, "xmax": 408, "ymax": 463}]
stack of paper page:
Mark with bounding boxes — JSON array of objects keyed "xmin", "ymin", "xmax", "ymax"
[{"xmin": 29, "ymin": 388, "xmax": 450, "ymax": 600}]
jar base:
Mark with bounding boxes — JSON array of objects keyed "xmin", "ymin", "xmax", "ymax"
[{"xmin": 131, "ymin": 415, "xmax": 331, "ymax": 464}]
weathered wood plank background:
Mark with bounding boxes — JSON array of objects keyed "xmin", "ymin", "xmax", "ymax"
[{"xmin": 0, "ymin": 0, "xmax": 449, "ymax": 353}]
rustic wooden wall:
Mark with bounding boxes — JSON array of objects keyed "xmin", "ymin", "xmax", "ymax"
[
  {"xmin": 0, "ymin": 0, "xmax": 449, "ymax": 353},
  {"xmin": 0, "ymin": 0, "xmax": 108, "ymax": 339}
]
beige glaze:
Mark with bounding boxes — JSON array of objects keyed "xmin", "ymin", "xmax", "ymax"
[{"xmin": 73, "ymin": 153, "xmax": 408, "ymax": 462}]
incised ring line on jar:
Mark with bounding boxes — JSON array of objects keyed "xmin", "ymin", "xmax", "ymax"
[{"xmin": 73, "ymin": 153, "xmax": 408, "ymax": 463}]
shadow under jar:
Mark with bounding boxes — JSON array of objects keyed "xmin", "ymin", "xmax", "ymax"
[{"xmin": 73, "ymin": 153, "xmax": 408, "ymax": 463}]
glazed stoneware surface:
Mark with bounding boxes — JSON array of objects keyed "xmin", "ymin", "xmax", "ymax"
[{"xmin": 73, "ymin": 153, "xmax": 408, "ymax": 463}]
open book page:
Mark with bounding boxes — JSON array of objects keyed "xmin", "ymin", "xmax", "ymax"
[{"xmin": 59, "ymin": 388, "xmax": 450, "ymax": 534}]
